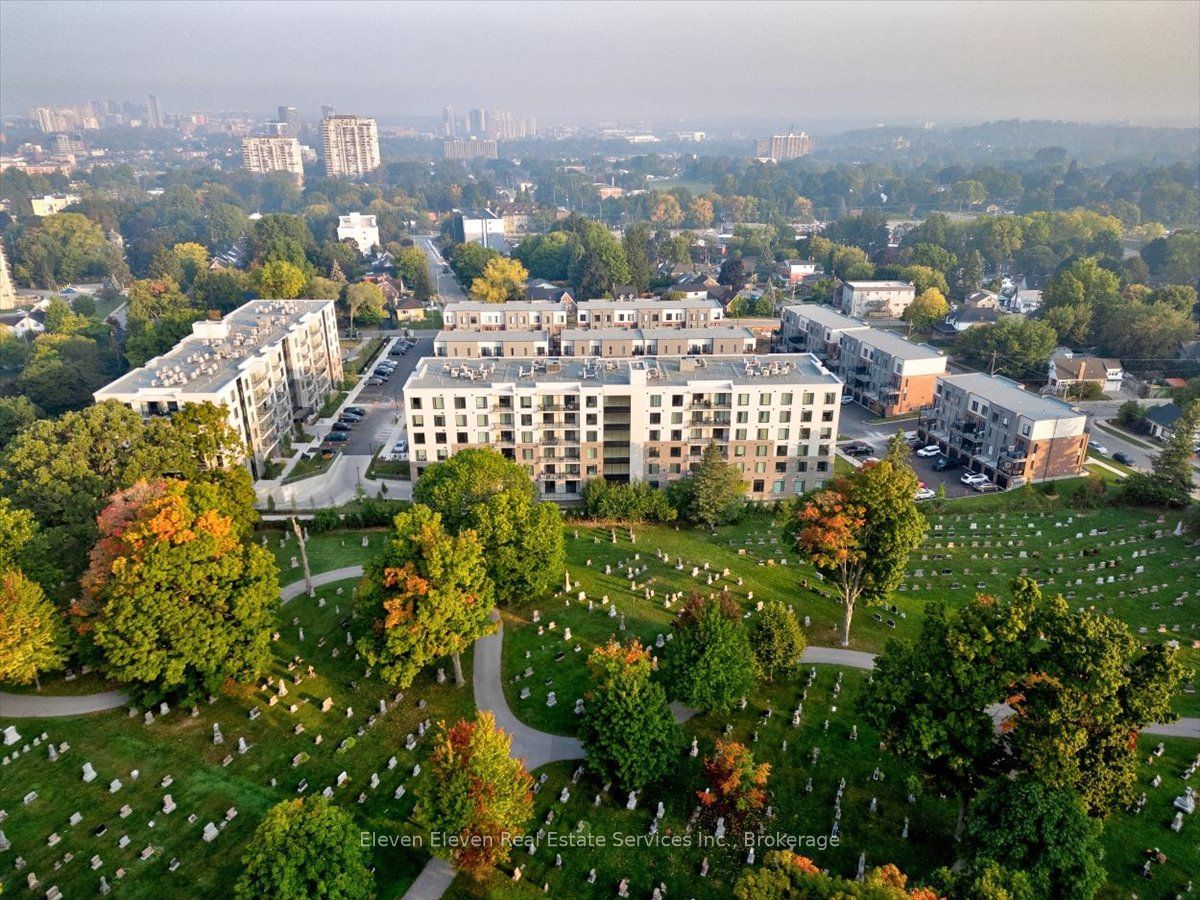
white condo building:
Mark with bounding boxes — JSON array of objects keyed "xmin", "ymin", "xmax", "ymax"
[
  {"xmin": 336, "ymin": 213, "xmax": 380, "ymax": 255},
  {"xmin": 321, "ymin": 115, "xmax": 381, "ymax": 177},
  {"xmin": 95, "ymin": 299, "xmax": 343, "ymax": 476},
  {"xmin": 402, "ymin": 354, "xmax": 843, "ymax": 501},
  {"xmin": 242, "ymin": 137, "xmax": 305, "ymax": 184}
]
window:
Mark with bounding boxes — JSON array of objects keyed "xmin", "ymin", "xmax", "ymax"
[
  {"xmin": 649, "ymin": 430, "xmax": 660, "ymax": 441},
  {"xmin": 475, "ymin": 397, "xmax": 488, "ymax": 409},
  {"xmin": 824, "ymin": 392, "xmax": 836, "ymax": 405},
  {"xmin": 520, "ymin": 396, "xmax": 533, "ymax": 409},
  {"xmin": 650, "ymin": 395, "xmax": 662, "ymax": 407},
  {"xmin": 753, "ymin": 479, "xmax": 765, "ymax": 492},
  {"xmin": 410, "ymin": 398, "xmax": 423, "ymax": 410},
  {"xmin": 759, "ymin": 393, "xmax": 771, "ymax": 405},
  {"xmin": 779, "ymin": 410, "xmax": 791, "ymax": 423},
  {"xmin": 433, "ymin": 396, "xmax": 445, "ymax": 410},
  {"xmin": 455, "ymin": 415, "xmax": 467, "ymax": 427},
  {"xmin": 773, "ymin": 480, "xmax": 785, "ymax": 494},
  {"xmin": 434, "ymin": 415, "xmax": 446, "ymax": 427},
  {"xmin": 586, "ymin": 447, "xmax": 598, "ymax": 459},
  {"xmin": 735, "ymin": 428, "xmax": 747, "ymax": 440},
  {"xmin": 756, "ymin": 445, "xmax": 768, "ymax": 457},
  {"xmin": 734, "ymin": 446, "xmax": 746, "ymax": 457},
  {"xmin": 416, "ymin": 450, "xmax": 427, "ymax": 462},
  {"xmin": 737, "ymin": 393, "xmax": 749, "ymax": 405},
  {"xmin": 454, "ymin": 397, "xmax": 466, "ymax": 409},
  {"xmin": 477, "ymin": 414, "xmax": 488, "ymax": 426},
  {"xmin": 671, "ymin": 412, "xmax": 683, "ymax": 425},
  {"xmin": 802, "ymin": 392, "xmax": 813, "ymax": 405},
  {"xmin": 777, "ymin": 428, "xmax": 790, "ymax": 441},
  {"xmin": 522, "ymin": 449, "xmax": 534, "ymax": 460},
  {"xmin": 412, "ymin": 415, "xmax": 424, "ymax": 427}
]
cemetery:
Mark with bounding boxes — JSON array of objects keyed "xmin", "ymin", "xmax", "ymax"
[{"xmin": 1, "ymin": 500, "xmax": 1197, "ymax": 898}]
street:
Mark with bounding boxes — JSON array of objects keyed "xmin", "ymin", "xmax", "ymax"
[
  {"xmin": 340, "ymin": 333, "xmax": 433, "ymax": 455},
  {"xmin": 414, "ymin": 234, "xmax": 467, "ymax": 303}
]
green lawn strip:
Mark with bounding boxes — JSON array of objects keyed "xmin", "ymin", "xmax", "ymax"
[
  {"xmin": 1, "ymin": 668, "xmax": 118, "ymax": 696},
  {"xmin": 282, "ymin": 452, "xmax": 337, "ymax": 484},
  {"xmin": 407, "ymin": 310, "xmax": 443, "ymax": 330},
  {"xmin": 262, "ymin": 528, "xmax": 387, "ymax": 585},
  {"xmin": 317, "ymin": 390, "xmax": 350, "ymax": 420},
  {"xmin": 0, "ymin": 578, "xmax": 474, "ymax": 900}
]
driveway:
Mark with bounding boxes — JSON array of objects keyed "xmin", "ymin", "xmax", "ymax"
[{"xmin": 340, "ymin": 334, "xmax": 433, "ymax": 456}]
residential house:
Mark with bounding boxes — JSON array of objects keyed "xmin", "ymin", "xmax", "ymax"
[
  {"xmin": 1047, "ymin": 353, "xmax": 1124, "ymax": 396},
  {"xmin": 1144, "ymin": 403, "xmax": 1199, "ymax": 445},
  {"xmin": 839, "ymin": 281, "xmax": 916, "ymax": 319}
]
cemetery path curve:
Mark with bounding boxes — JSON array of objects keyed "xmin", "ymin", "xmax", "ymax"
[
  {"xmin": 474, "ymin": 612, "xmax": 586, "ymax": 770},
  {"xmin": 0, "ymin": 689, "xmax": 131, "ymax": 718}
]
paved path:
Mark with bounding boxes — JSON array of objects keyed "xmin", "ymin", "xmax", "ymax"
[
  {"xmin": 401, "ymin": 858, "xmax": 456, "ymax": 900},
  {"xmin": 473, "ymin": 613, "xmax": 585, "ymax": 771},
  {"xmin": 0, "ymin": 689, "xmax": 130, "ymax": 718}
]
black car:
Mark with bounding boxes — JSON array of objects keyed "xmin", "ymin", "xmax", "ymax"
[
  {"xmin": 907, "ymin": 436, "xmax": 924, "ymax": 450},
  {"xmin": 331, "ymin": 421, "xmax": 354, "ymax": 432},
  {"xmin": 345, "ymin": 406, "xmax": 366, "ymax": 416},
  {"xmin": 339, "ymin": 410, "xmax": 364, "ymax": 421},
  {"xmin": 1112, "ymin": 451, "xmax": 1133, "ymax": 466},
  {"xmin": 843, "ymin": 441, "xmax": 873, "ymax": 457},
  {"xmin": 933, "ymin": 455, "xmax": 962, "ymax": 471},
  {"xmin": 324, "ymin": 432, "xmax": 349, "ymax": 443}
]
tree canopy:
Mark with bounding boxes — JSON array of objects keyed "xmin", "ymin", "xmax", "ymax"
[{"xmin": 661, "ymin": 592, "xmax": 755, "ymax": 712}]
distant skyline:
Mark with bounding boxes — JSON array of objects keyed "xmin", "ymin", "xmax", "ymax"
[{"xmin": 2, "ymin": 0, "xmax": 1198, "ymax": 128}]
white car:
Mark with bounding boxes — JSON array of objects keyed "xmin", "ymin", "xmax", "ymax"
[
  {"xmin": 840, "ymin": 395, "xmax": 853, "ymax": 405},
  {"xmin": 1088, "ymin": 441, "xmax": 1109, "ymax": 455},
  {"xmin": 915, "ymin": 445, "xmax": 941, "ymax": 458},
  {"xmin": 960, "ymin": 472, "xmax": 990, "ymax": 485},
  {"xmin": 914, "ymin": 488, "xmax": 936, "ymax": 501}
]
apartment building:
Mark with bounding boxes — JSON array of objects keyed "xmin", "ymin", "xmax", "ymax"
[
  {"xmin": 95, "ymin": 299, "xmax": 342, "ymax": 477},
  {"xmin": 336, "ymin": 213, "xmax": 380, "ymax": 255},
  {"xmin": 839, "ymin": 281, "xmax": 916, "ymax": 319},
  {"xmin": 443, "ymin": 139, "xmax": 499, "ymax": 160},
  {"xmin": 443, "ymin": 301, "xmax": 571, "ymax": 333},
  {"xmin": 452, "ymin": 209, "xmax": 506, "ymax": 249},
  {"xmin": 837, "ymin": 328, "xmax": 946, "ymax": 416},
  {"xmin": 779, "ymin": 304, "xmax": 868, "ymax": 363},
  {"xmin": 320, "ymin": 115, "xmax": 381, "ymax": 177},
  {"xmin": 576, "ymin": 298, "xmax": 725, "ymax": 329},
  {"xmin": 434, "ymin": 330, "xmax": 551, "ymax": 358},
  {"xmin": 916, "ymin": 373, "xmax": 1088, "ymax": 488},
  {"xmin": 242, "ymin": 137, "xmax": 304, "ymax": 184},
  {"xmin": 402, "ymin": 354, "xmax": 843, "ymax": 501},
  {"xmin": 755, "ymin": 132, "xmax": 814, "ymax": 160},
  {"xmin": 560, "ymin": 327, "xmax": 756, "ymax": 358}
]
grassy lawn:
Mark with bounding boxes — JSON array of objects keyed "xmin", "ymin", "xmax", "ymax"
[
  {"xmin": 0, "ymin": 578, "xmax": 476, "ymax": 900},
  {"xmin": 407, "ymin": 310, "xmax": 443, "ymax": 330},
  {"xmin": 1, "ymin": 668, "xmax": 118, "ymax": 696},
  {"xmin": 318, "ymin": 390, "xmax": 349, "ymax": 420},
  {"xmin": 89, "ymin": 294, "xmax": 125, "ymax": 322},
  {"xmin": 283, "ymin": 452, "xmax": 337, "ymax": 484},
  {"xmin": 1093, "ymin": 420, "xmax": 1158, "ymax": 451},
  {"xmin": 262, "ymin": 527, "xmax": 388, "ymax": 584},
  {"xmin": 346, "ymin": 337, "xmax": 387, "ymax": 376}
]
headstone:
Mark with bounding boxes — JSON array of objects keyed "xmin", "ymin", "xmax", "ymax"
[
  {"xmin": 82, "ymin": 762, "xmax": 97, "ymax": 782},
  {"xmin": 626, "ymin": 791, "xmax": 638, "ymax": 810},
  {"xmin": 202, "ymin": 822, "xmax": 218, "ymax": 843},
  {"xmin": 2, "ymin": 727, "xmax": 20, "ymax": 746},
  {"xmin": 162, "ymin": 795, "xmax": 176, "ymax": 814}
]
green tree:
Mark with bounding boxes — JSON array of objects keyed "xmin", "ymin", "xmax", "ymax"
[
  {"xmin": 170, "ymin": 242, "xmax": 209, "ymax": 286},
  {"xmin": 126, "ymin": 277, "xmax": 189, "ymax": 325},
  {"xmin": 898, "ymin": 264, "xmax": 950, "ymax": 297},
  {"xmin": 580, "ymin": 639, "xmax": 682, "ymax": 791},
  {"xmin": 125, "ymin": 307, "xmax": 206, "ymax": 367},
  {"xmin": 1042, "ymin": 257, "xmax": 1119, "ymax": 345},
  {"xmin": 909, "ymin": 243, "xmax": 957, "ymax": 276},
  {"xmin": 256, "ymin": 260, "xmax": 308, "ymax": 300},
  {"xmin": 249, "ymin": 214, "xmax": 313, "ymax": 267},
  {"xmin": 750, "ymin": 601, "xmax": 806, "ymax": 681},
  {"xmin": 962, "ymin": 778, "xmax": 1104, "ymax": 900},
  {"xmin": 416, "ymin": 711, "xmax": 533, "ymax": 880},
  {"xmin": 235, "ymin": 797, "xmax": 373, "ymax": 900},
  {"xmin": 88, "ymin": 479, "xmax": 278, "ymax": 702},
  {"xmin": 305, "ymin": 275, "xmax": 343, "ymax": 300},
  {"xmin": 449, "ymin": 242, "xmax": 499, "ymax": 285},
  {"xmin": 11, "ymin": 212, "xmax": 125, "ymax": 287},
  {"xmin": 788, "ymin": 459, "xmax": 925, "ymax": 646},
  {"xmin": 670, "ymin": 443, "xmax": 747, "ymax": 529},
  {"xmin": 903, "ymin": 288, "xmax": 949, "ymax": 334},
  {"xmin": 622, "ymin": 223, "xmax": 652, "ymax": 291},
  {"xmin": 191, "ymin": 269, "xmax": 249, "ymax": 314},
  {"xmin": 662, "ymin": 592, "xmax": 755, "ymax": 712},
  {"xmin": 734, "ymin": 851, "xmax": 933, "ymax": 899},
  {"xmin": 0, "ymin": 497, "xmax": 37, "ymax": 571},
  {"xmin": 413, "ymin": 447, "xmax": 536, "ymax": 531},
  {"xmin": 356, "ymin": 504, "xmax": 495, "ymax": 687},
  {"xmin": 340, "ymin": 281, "xmax": 387, "ymax": 331},
  {"xmin": 0, "ymin": 569, "xmax": 67, "ymax": 688},
  {"xmin": 0, "ymin": 396, "xmax": 39, "ymax": 449},
  {"xmin": 955, "ymin": 317, "xmax": 1058, "ymax": 380},
  {"xmin": 16, "ymin": 332, "xmax": 124, "ymax": 416},
  {"xmin": 460, "ymin": 488, "xmax": 565, "ymax": 607},
  {"xmin": 469, "ymin": 256, "xmax": 528, "ymax": 303},
  {"xmin": 1123, "ymin": 400, "xmax": 1200, "ymax": 506},
  {"xmin": 1091, "ymin": 298, "xmax": 1195, "ymax": 361}
]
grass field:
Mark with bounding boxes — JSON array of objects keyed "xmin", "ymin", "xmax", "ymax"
[{"xmin": 0, "ymin": 577, "xmax": 473, "ymax": 899}]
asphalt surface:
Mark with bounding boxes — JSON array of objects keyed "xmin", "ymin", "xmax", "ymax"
[
  {"xmin": 415, "ymin": 234, "xmax": 467, "ymax": 303},
  {"xmin": 337, "ymin": 334, "xmax": 432, "ymax": 455}
]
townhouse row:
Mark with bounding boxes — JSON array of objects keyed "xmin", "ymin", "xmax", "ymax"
[
  {"xmin": 433, "ymin": 326, "xmax": 757, "ymax": 359},
  {"xmin": 441, "ymin": 297, "xmax": 726, "ymax": 332}
]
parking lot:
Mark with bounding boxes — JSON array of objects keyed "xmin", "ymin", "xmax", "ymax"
[
  {"xmin": 324, "ymin": 333, "xmax": 432, "ymax": 456},
  {"xmin": 839, "ymin": 435, "xmax": 991, "ymax": 499}
]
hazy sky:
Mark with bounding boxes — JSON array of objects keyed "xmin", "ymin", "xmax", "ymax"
[{"xmin": 2, "ymin": 0, "xmax": 1198, "ymax": 127}]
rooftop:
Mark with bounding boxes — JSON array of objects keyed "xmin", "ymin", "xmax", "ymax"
[
  {"xmin": 846, "ymin": 328, "xmax": 944, "ymax": 361},
  {"xmin": 940, "ymin": 373, "xmax": 1084, "ymax": 420},
  {"xmin": 435, "ymin": 330, "xmax": 549, "ymax": 344},
  {"xmin": 406, "ymin": 353, "xmax": 839, "ymax": 391},
  {"xmin": 783, "ymin": 303, "xmax": 868, "ymax": 331},
  {"xmin": 445, "ymin": 300, "xmax": 567, "ymax": 314},
  {"xmin": 96, "ymin": 299, "xmax": 334, "ymax": 397},
  {"xmin": 843, "ymin": 281, "xmax": 914, "ymax": 290},
  {"xmin": 576, "ymin": 297, "xmax": 722, "ymax": 311}
]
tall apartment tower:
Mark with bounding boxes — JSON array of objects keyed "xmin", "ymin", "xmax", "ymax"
[
  {"xmin": 755, "ymin": 132, "xmax": 814, "ymax": 160},
  {"xmin": 442, "ymin": 106, "xmax": 456, "ymax": 137},
  {"xmin": 242, "ymin": 137, "xmax": 305, "ymax": 185},
  {"xmin": 276, "ymin": 105, "xmax": 300, "ymax": 137},
  {"xmin": 320, "ymin": 104, "xmax": 337, "ymax": 119},
  {"xmin": 320, "ymin": 115, "xmax": 381, "ymax": 178},
  {"xmin": 146, "ymin": 93, "xmax": 163, "ymax": 129},
  {"xmin": 468, "ymin": 108, "xmax": 487, "ymax": 137}
]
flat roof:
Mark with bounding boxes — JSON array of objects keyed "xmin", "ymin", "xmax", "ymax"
[
  {"xmin": 406, "ymin": 353, "xmax": 840, "ymax": 391},
  {"xmin": 561, "ymin": 326, "xmax": 754, "ymax": 341},
  {"xmin": 845, "ymin": 328, "xmax": 943, "ymax": 361},
  {"xmin": 576, "ymin": 297, "xmax": 721, "ymax": 311},
  {"xmin": 783, "ymin": 304, "xmax": 868, "ymax": 331},
  {"xmin": 97, "ymin": 299, "xmax": 333, "ymax": 397},
  {"xmin": 434, "ymin": 330, "xmax": 549, "ymax": 343},
  {"xmin": 940, "ymin": 373, "xmax": 1083, "ymax": 420},
  {"xmin": 843, "ymin": 281, "xmax": 914, "ymax": 290}
]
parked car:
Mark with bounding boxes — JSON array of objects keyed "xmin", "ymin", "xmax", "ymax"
[
  {"xmin": 843, "ymin": 441, "xmax": 873, "ymax": 457},
  {"xmin": 960, "ymin": 472, "xmax": 990, "ymax": 485},
  {"xmin": 933, "ymin": 455, "xmax": 962, "ymax": 472},
  {"xmin": 840, "ymin": 395, "xmax": 854, "ymax": 405},
  {"xmin": 1088, "ymin": 440, "xmax": 1110, "ymax": 455},
  {"xmin": 331, "ymin": 422, "xmax": 353, "ymax": 432},
  {"xmin": 972, "ymin": 480, "xmax": 1001, "ymax": 493},
  {"xmin": 914, "ymin": 488, "xmax": 936, "ymax": 501},
  {"xmin": 915, "ymin": 445, "xmax": 941, "ymax": 458},
  {"xmin": 1112, "ymin": 451, "xmax": 1133, "ymax": 465},
  {"xmin": 392, "ymin": 440, "xmax": 408, "ymax": 454},
  {"xmin": 339, "ymin": 410, "xmax": 364, "ymax": 422},
  {"xmin": 324, "ymin": 432, "xmax": 349, "ymax": 443},
  {"xmin": 907, "ymin": 436, "xmax": 924, "ymax": 449},
  {"xmin": 345, "ymin": 406, "xmax": 366, "ymax": 416},
  {"xmin": 366, "ymin": 377, "xmax": 386, "ymax": 386}
]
